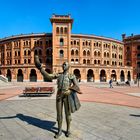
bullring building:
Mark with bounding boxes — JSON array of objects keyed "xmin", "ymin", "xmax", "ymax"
[{"xmin": 0, "ymin": 14, "xmax": 133, "ymax": 82}]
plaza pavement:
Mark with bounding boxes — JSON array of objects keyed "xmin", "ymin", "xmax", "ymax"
[{"xmin": 0, "ymin": 81, "xmax": 140, "ymax": 140}]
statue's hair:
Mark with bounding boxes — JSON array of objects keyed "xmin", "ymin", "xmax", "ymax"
[{"xmin": 62, "ymin": 62, "xmax": 70, "ymax": 69}]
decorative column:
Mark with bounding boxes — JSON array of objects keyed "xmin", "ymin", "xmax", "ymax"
[
  {"xmin": 11, "ymin": 41, "xmax": 14, "ymax": 65},
  {"xmin": 79, "ymin": 38, "xmax": 83, "ymax": 64},
  {"xmin": 20, "ymin": 39, "xmax": 24, "ymax": 64},
  {"xmin": 31, "ymin": 38, "xmax": 34, "ymax": 64}
]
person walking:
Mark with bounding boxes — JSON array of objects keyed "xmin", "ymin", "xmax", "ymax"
[{"xmin": 109, "ymin": 79, "xmax": 113, "ymax": 88}]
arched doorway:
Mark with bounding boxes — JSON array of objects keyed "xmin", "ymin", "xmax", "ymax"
[
  {"xmin": 111, "ymin": 70, "xmax": 117, "ymax": 81},
  {"xmin": 100, "ymin": 69, "xmax": 106, "ymax": 82},
  {"xmin": 17, "ymin": 69, "xmax": 23, "ymax": 82},
  {"xmin": 44, "ymin": 69, "xmax": 52, "ymax": 82},
  {"xmin": 127, "ymin": 71, "xmax": 131, "ymax": 81},
  {"xmin": 7, "ymin": 69, "xmax": 12, "ymax": 82},
  {"xmin": 120, "ymin": 70, "xmax": 125, "ymax": 82},
  {"xmin": 30, "ymin": 69, "xmax": 37, "ymax": 82},
  {"xmin": 87, "ymin": 69, "xmax": 94, "ymax": 82},
  {"xmin": 73, "ymin": 69, "xmax": 81, "ymax": 82}
]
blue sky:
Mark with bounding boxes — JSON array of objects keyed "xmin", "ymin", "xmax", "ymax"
[{"xmin": 0, "ymin": 0, "xmax": 140, "ymax": 40}]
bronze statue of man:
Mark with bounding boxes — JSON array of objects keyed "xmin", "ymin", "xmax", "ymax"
[{"xmin": 34, "ymin": 56, "xmax": 82, "ymax": 138}]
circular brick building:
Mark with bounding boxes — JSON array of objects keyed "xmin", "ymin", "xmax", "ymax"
[
  {"xmin": 123, "ymin": 34, "xmax": 140, "ymax": 81},
  {"xmin": 0, "ymin": 14, "xmax": 133, "ymax": 82}
]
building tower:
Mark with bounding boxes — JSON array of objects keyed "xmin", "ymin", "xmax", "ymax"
[{"xmin": 50, "ymin": 14, "xmax": 73, "ymax": 73}]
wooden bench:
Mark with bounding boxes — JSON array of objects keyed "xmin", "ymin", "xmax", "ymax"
[
  {"xmin": 116, "ymin": 81, "xmax": 130, "ymax": 86},
  {"xmin": 23, "ymin": 87, "xmax": 55, "ymax": 97}
]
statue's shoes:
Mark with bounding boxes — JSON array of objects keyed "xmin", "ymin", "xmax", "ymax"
[
  {"xmin": 65, "ymin": 131, "xmax": 71, "ymax": 137},
  {"xmin": 54, "ymin": 131, "xmax": 62, "ymax": 139}
]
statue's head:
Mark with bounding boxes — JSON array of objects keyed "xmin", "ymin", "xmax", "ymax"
[{"xmin": 62, "ymin": 62, "xmax": 69, "ymax": 71}]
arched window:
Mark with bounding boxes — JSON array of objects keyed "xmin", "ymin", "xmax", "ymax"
[
  {"xmin": 98, "ymin": 60, "xmax": 100, "ymax": 64},
  {"xmin": 18, "ymin": 51, "xmax": 20, "ymax": 56},
  {"xmin": 60, "ymin": 50, "xmax": 64, "ymax": 57},
  {"xmin": 87, "ymin": 59, "xmax": 90, "ymax": 64},
  {"xmin": 112, "ymin": 53, "xmax": 114, "ymax": 58},
  {"xmin": 83, "ymin": 59, "xmax": 86, "ymax": 64},
  {"xmin": 75, "ymin": 59, "xmax": 79, "ymax": 63},
  {"xmin": 15, "ymin": 51, "xmax": 17, "ymax": 56},
  {"xmin": 107, "ymin": 53, "xmax": 109, "ymax": 57},
  {"xmin": 28, "ymin": 50, "xmax": 31, "ymax": 55},
  {"xmin": 107, "ymin": 61, "xmax": 109, "ymax": 65},
  {"xmin": 71, "ymin": 59, "xmax": 74, "ymax": 63},
  {"xmin": 74, "ymin": 40, "xmax": 76, "ymax": 45},
  {"xmin": 24, "ymin": 50, "xmax": 26, "ymax": 56},
  {"xmin": 64, "ymin": 27, "xmax": 67, "ymax": 34},
  {"xmin": 75, "ymin": 50, "xmax": 78, "ymax": 55},
  {"xmin": 86, "ymin": 41, "xmax": 88, "ymax": 46},
  {"xmin": 71, "ymin": 50, "xmax": 74, "ymax": 55},
  {"xmin": 60, "ymin": 27, "xmax": 63, "ymax": 34},
  {"xmin": 104, "ymin": 52, "xmax": 106, "ymax": 57},
  {"xmin": 83, "ymin": 42, "xmax": 85, "ymax": 46},
  {"xmin": 112, "ymin": 61, "xmax": 114, "ymax": 65},
  {"xmin": 96, "ymin": 42, "xmax": 98, "ymax": 46},
  {"xmin": 94, "ymin": 51, "xmax": 97, "ymax": 56},
  {"xmin": 94, "ymin": 60, "xmax": 97, "ymax": 64},
  {"xmin": 87, "ymin": 50, "xmax": 90, "ymax": 56},
  {"xmin": 56, "ymin": 27, "xmax": 59, "ymax": 34},
  {"xmin": 115, "ymin": 54, "xmax": 117, "ymax": 58},
  {"xmin": 83, "ymin": 50, "xmax": 86, "ymax": 56},
  {"xmin": 104, "ymin": 60, "xmax": 106, "ymax": 65},
  {"xmin": 28, "ymin": 59, "xmax": 31, "ymax": 64},
  {"xmin": 71, "ymin": 41, "xmax": 73, "ymax": 45},
  {"xmin": 24, "ymin": 59, "xmax": 26, "ymax": 64},
  {"xmin": 26, "ymin": 41, "xmax": 28, "ymax": 46},
  {"xmin": 60, "ymin": 38, "xmax": 64, "ymax": 46},
  {"xmin": 98, "ymin": 52, "xmax": 100, "ymax": 56}
]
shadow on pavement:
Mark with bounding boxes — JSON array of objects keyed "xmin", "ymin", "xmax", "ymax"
[
  {"xmin": 130, "ymin": 114, "xmax": 140, "ymax": 117},
  {"xmin": 0, "ymin": 113, "xmax": 57, "ymax": 134}
]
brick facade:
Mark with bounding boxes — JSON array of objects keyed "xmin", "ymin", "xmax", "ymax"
[
  {"xmin": 0, "ymin": 14, "xmax": 133, "ymax": 82},
  {"xmin": 123, "ymin": 34, "xmax": 140, "ymax": 82}
]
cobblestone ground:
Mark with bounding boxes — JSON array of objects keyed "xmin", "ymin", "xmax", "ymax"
[
  {"xmin": 0, "ymin": 99, "xmax": 140, "ymax": 140},
  {"xmin": 0, "ymin": 81, "xmax": 140, "ymax": 140}
]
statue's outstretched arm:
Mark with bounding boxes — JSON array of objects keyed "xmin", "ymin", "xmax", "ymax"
[{"xmin": 34, "ymin": 55, "xmax": 56, "ymax": 80}]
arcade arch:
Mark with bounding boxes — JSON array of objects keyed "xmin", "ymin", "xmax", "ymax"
[{"xmin": 100, "ymin": 69, "xmax": 106, "ymax": 82}]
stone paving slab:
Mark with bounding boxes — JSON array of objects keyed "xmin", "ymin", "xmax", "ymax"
[{"xmin": 0, "ymin": 99, "xmax": 140, "ymax": 140}]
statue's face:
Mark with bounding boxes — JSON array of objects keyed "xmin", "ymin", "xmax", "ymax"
[{"xmin": 62, "ymin": 62, "xmax": 69, "ymax": 71}]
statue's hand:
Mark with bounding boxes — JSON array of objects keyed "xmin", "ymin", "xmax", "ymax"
[
  {"xmin": 34, "ymin": 55, "xmax": 42, "ymax": 70},
  {"xmin": 64, "ymin": 89, "xmax": 71, "ymax": 95}
]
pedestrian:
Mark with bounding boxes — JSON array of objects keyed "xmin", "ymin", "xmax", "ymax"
[
  {"xmin": 109, "ymin": 79, "xmax": 113, "ymax": 88},
  {"xmin": 34, "ymin": 55, "xmax": 82, "ymax": 139}
]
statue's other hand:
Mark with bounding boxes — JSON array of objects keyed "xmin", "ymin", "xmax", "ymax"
[{"xmin": 34, "ymin": 55, "xmax": 42, "ymax": 70}]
